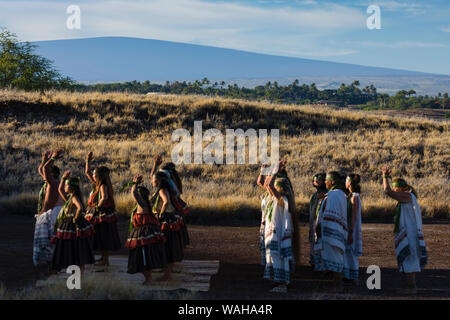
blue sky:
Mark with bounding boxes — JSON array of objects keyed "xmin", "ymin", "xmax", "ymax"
[{"xmin": 1, "ymin": 0, "xmax": 449, "ymax": 75}]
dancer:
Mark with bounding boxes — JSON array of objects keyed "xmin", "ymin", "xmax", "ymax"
[
  {"xmin": 343, "ymin": 174, "xmax": 363, "ymax": 284},
  {"xmin": 33, "ymin": 149, "xmax": 64, "ymax": 274},
  {"xmin": 257, "ymin": 164, "xmax": 272, "ymax": 266},
  {"xmin": 382, "ymin": 165, "xmax": 428, "ymax": 294},
  {"xmin": 151, "ymin": 154, "xmax": 190, "ymax": 247},
  {"xmin": 52, "ymin": 171, "xmax": 95, "ymax": 273},
  {"xmin": 313, "ymin": 171, "xmax": 348, "ymax": 290},
  {"xmin": 309, "ymin": 173, "xmax": 326, "ymax": 267},
  {"xmin": 261, "ymin": 162, "xmax": 295, "ymax": 293},
  {"xmin": 84, "ymin": 152, "xmax": 121, "ymax": 268},
  {"xmin": 125, "ymin": 175, "xmax": 167, "ymax": 285},
  {"xmin": 275, "ymin": 161, "xmax": 300, "ymax": 267},
  {"xmin": 151, "ymin": 170, "xmax": 185, "ymax": 281}
]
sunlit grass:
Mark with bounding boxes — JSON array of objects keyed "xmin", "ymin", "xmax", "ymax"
[{"xmin": 0, "ymin": 89, "xmax": 448, "ymax": 220}]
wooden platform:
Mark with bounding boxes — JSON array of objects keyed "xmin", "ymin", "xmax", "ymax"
[{"xmin": 36, "ymin": 256, "xmax": 220, "ymax": 292}]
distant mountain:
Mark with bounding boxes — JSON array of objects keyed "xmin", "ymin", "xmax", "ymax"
[{"xmin": 33, "ymin": 36, "xmax": 433, "ymax": 83}]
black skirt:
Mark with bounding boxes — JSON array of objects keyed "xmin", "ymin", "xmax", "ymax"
[
  {"xmin": 159, "ymin": 212, "xmax": 185, "ymax": 263},
  {"xmin": 127, "ymin": 242, "xmax": 168, "ymax": 274},
  {"xmin": 92, "ymin": 222, "xmax": 121, "ymax": 252},
  {"xmin": 52, "ymin": 216, "xmax": 95, "ymax": 271},
  {"xmin": 180, "ymin": 216, "xmax": 190, "ymax": 247},
  {"xmin": 86, "ymin": 206, "xmax": 122, "ymax": 252}
]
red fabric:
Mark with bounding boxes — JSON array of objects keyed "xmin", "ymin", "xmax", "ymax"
[
  {"xmin": 160, "ymin": 217, "xmax": 184, "ymax": 232},
  {"xmin": 133, "ymin": 212, "xmax": 159, "ymax": 228},
  {"xmin": 88, "ymin": 186, "xmax": 114, "ymax": 209},
  {"xmin": 99, "ymin": 213, "xmax": 118, "ymax": 224},
  {"xmin": 171, "ymin": 196, "xmax": 189, "ymax": 216},
  {"xmin": 53, "ymin": 226, "xmax": 95, "ymax": 240},
  {"xmin": 85, "ymin": 213, "xmax": 100, "ymax": 225},
  {"xmin": 87, "ymin": 191, "xmax": 98, "ymax": 207},
  {"xmin": 85, "ymin": 207, "xmax": 118, "ymax": 225},
  {"xmin": 125, "ymin": 235, "xmax": 166, "ymax": 249}
]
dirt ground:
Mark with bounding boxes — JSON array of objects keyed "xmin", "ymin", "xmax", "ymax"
[{"xmin": 0, "ymin": 214, "xmax": 449, "ymax": 299}]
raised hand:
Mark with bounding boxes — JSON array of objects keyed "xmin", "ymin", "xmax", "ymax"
[
  {"xmin": 86, "ymin": 151, "xmax": 94, "ymax": 162},
  {"xmin": 52, "ymin": 148, "xmax": 64, "ymax": 159},
  {"xmin": 42, "ymin": 150, "xmax": 51, "ymax": 161},
  {"xmin": 133, "ymin": 174, "xmax": 143, "ymax": 184},
  {"xmin": 279, "ymin": 159, "xmax": 287, "ymax": 172},
  {"xmin": 62, "ymin": 170, "xmax": 71, "ymax": 179},
  {"xmin": 270, "ymin": 160, "xmax": 282, "ymax": 175},
  {"xmin": 154, "ymin": 154, "xmax": 162, "ymax": 166},
  {"xmin": 382, "ymin": 165, "xmax": 391, "ymax": 176}
]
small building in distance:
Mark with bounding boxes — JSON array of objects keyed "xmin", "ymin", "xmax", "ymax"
[
  {"xmin": 146, "ymin": 92, "xmax": 167, "ymax": 96},
  {"xmin": 313, "ymin": 100, "xmax": 346, "ymax": 107}
]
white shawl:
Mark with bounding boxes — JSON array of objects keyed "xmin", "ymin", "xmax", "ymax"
[
  {"xmin": 395, "ymin": 193, "xmax": 428, "ymax": 268},
  {"xmin": 264, "ymin": 196, "xmax": 293, "ymax": 260},
  {"xmin": 315, "ymin": 189, "xmax": 348, "ymax": 252}
]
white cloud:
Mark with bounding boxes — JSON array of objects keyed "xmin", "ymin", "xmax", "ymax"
[
  {"xmin": 0, "ymin": 0, "xmax": 366, "ymax": 58},
  {"xmin": 359, "ymin": 41, "xmax": 449, "ymax": 48},
  {"xmin": 357, "ymin": 1, "xmax": 429, "ymax": 14},
  {"xmin": 297, "ymin": 0, "xmax": 319, "ymax": 5},
  {"xmin": 0, "ymin": 1, "xmax": 364, "ymax": 38}
]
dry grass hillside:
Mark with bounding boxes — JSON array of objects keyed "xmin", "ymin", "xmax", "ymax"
[{"xmin": 0, "ymin": 89, "xmax": 448, "ymax": 221}]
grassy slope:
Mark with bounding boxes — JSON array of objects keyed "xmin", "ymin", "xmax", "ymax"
[{"xmin": 0, "ymin": 89, "xmax": 448, "ymax": 221}]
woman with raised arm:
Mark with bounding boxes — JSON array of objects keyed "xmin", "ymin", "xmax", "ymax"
[
  {"xmin": 275, "ymin": 161, "xmax": 300, "ymax": 268},
  {"xmin": 84, "ymin": 152, "xmax": 121, "ymax": 268},
  {"xmin": 151, "ymin": 170, "xmax": 185, "ymax": 281},
  {"xmin": 381, "ymin": 165, "xmax": 428, "ymax": 294},
  {"xmin": 343, "ymin": 174, "xmax": 363, "ymax": 284},
  {"xmin": 257, "ymin": 164, "xmax": 272, "ymax": 266},
  {"xmin": 261, "ymin": 161, "xmax": 295, "ymax": 293},
  {"xmin": 52, "ymin": 171, "xmax": 95, "ymax": 274},
  {"xmin": 313, "ymin": 171, "xmax": 348, "ymax": 291},
  {"xmin": 33, "ymin": 149, "xmax": 65, "ymax": 273},
  {"xmin": 152, "ymin": 154, "xmax": 190, "ymax": 248},
  {"xmin": 126, "ymin": 175, "xmax": 167, "ymax": 285}
]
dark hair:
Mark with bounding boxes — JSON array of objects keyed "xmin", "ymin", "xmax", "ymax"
[
  {"xmin": 346, "ymin": 173, "xmax": 361, "ymax": 194},
  {"xmin": 154, "ymin": 171, "xmax": 172, "ymax": 191},
  {"xmin": 313, "ymin": 173, "xmax": 326, "ymax": 188},
  {"xmin": 313, "ymin": 173, "xmax": 326, "ymax": 181},
  {"xmin": 94, "ymin": 166, "xmax": 115, "ymax": 209},
  {"xmin": 95, "ymin": 166, "xmax": 111, "ymax": 186},
  {"xmin": 66, "ymin": 177, "xmax": 85, "ymax": 213},
  {"xmin": 326, "ymin": 171, "xmax": 346, "ymax": 191},
  {"xmin": 51, "ymin": 165, "xmax": 60, "ymax": 178},
  {"xmin": 392, "ymin": 178, "xmax": 418, "ymax": 198},
  {"xmin": 161, "ymin": 162, "xmax": 182, "ymax": 194},
  {"xmin": 137, "ymin": 186, "xmax": 151, "ymax": 209}
]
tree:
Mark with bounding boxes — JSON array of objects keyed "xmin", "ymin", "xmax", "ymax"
[
  {"xmin": 0, "ymin": 28, "xmax": 73, "ymax": 91},
  {"xmin": 407, "ymin": 89, "xmax": 416, "ymax": 97},
  {"xmin": 442, "ymin": 93, "xmax": 449, "ymax": 109}
]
